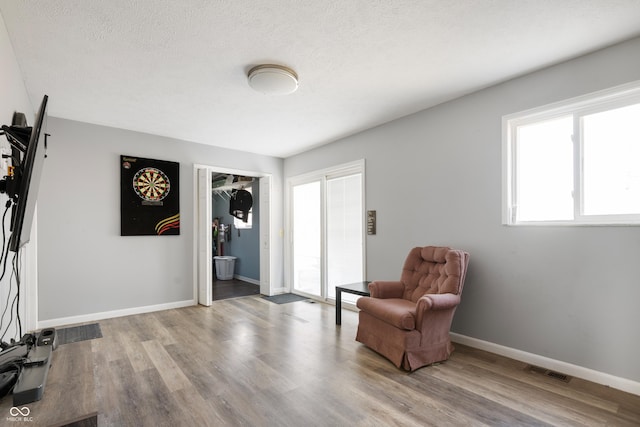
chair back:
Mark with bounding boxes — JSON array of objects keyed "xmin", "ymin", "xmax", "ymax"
[{"xmin": 400, "ymin": 246, "xmax": 469, "ymax": 302}]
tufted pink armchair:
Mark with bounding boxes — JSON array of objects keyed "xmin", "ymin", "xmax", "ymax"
[{"xmin": 356, "ymin": 246, "xmax": 469, "ymax": 371}]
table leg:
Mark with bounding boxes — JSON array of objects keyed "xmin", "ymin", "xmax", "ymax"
[{"xmin": 336, "ymin": 288, "xmax": 342, "ymax": 325}]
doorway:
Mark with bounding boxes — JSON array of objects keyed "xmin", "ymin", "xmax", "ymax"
[
  {"xmin": 211, "ymin": 173, "xmax": 260, "ymax": 300},
  {"xmin": 194, "ymin": 165, "xmax": 273, "ymax": 306}
]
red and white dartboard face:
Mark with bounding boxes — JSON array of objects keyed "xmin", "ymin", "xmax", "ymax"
[{"xmin": 133, "ymin": 167, "xmax": 170, "ymax": 201}]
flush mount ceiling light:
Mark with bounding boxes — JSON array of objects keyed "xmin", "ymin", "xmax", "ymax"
[{"xmin": 247, "ymin": 64, "xmax": 298, "ymax": 95}]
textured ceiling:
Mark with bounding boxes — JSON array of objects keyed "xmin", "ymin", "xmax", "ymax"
[{"xmin": 2, "ymin": 1, "xmax": 640, "ymax": 158}]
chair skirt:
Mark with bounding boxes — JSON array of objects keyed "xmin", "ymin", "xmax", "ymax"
[{"xmin": 356, "ymin": 311, "xmax": 455, "ymax": 371}]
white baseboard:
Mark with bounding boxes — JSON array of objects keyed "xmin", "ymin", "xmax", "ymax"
[
  {"xmin": 450, "ymin": 332, "xmax": 640, "ymax": 396},
  {"xmin": 37, "ymin": 299, "xmax": 196, "ymax": 329},
  {"xmin": 259, "ymin": 287, "xmax": 287, "ymax": 297},
  {"xmin": 233, "ymin": 274, "xmax": 260, "ymax": 286}
]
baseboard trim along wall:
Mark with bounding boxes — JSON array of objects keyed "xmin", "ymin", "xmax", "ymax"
[
  {"xmin": 234, "ymin": 274, "xmax": 259, "ymax": 285},
  {"xmin": 37, "ymin": 299, "xmax": 195, "ymax": 329},
  {"xmin": 450, "ymin": 332, "xmax": 640, "ymax": 396}
]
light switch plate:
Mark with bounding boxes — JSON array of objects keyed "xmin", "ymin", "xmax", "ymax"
[{"xmin": 367, "ymin": 210, "xmax": 376, "ymax": 235}]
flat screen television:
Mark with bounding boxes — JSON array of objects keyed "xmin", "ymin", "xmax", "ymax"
[{"xmin": 2, "ymin": 95, "xmax": 49, "ymax": 252}]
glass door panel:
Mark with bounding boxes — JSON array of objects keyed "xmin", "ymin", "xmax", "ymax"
[
  {"xmin": 292, "ymin": 181, "xmax": 322, "ymax": 296},
  {"xmin": 327, "ymin": 173, "xmax": 363, "ymax": 303}
]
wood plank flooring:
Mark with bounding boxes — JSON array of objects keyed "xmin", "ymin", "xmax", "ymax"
[
  {"xmin": 213, "ymin": 279, "xmax": 260, "ymax": 301},
  {"xmin": 1, "ymin": 297, "xmax": 639, "ymax": 426}
]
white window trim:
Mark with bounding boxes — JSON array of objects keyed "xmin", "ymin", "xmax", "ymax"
[{"xmin": 502, "ymin": 80, "xmax": 640, "ymax": 226}]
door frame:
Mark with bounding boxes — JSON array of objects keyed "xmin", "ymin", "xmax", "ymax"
[{"xmin": 193, "ymin": 164, "xmax": 274, "ymax": 305}]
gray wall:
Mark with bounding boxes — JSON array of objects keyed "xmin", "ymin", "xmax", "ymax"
[
  {"xmin": 284, "ymin": 36, "xmax": 640, "ymax": 383},
  {"xmin": 212, "ymin": 180, "xmax": 260, "ymax": 281},
  {"xmin": 37, "ymin": 118, "xmax": 283, "ymax": 321},
  {"xmin": 0, "ymin": 16, "xmax": 34, "ymax": 339}
]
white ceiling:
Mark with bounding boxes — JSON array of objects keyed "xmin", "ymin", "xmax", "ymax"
[{"xmin": 2, "ymin": 1, "xmax": 640, "ymax": 158}]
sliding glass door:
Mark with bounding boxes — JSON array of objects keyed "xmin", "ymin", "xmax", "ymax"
[
  {"xmin": 326, "ymin": 173, "xmax": 363, "ymax": 300},
  {"xmin": 290, "ymin": 161, "xmax": 364, "ymax": 301}
]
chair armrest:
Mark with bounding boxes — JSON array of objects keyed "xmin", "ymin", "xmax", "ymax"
[
  {"xmin": 369, "ymin": 281, "xmax": 404, "ymax": 299},
  {"xmin": 415, "ymin": 293, "xmax": 461, "ymax": 331},
  {"xmin": 416, "ymin": 293, "xmax": 461, "ymax": 311}
]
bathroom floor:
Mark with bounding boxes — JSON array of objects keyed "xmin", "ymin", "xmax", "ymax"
[{"xmin": 212, "ymin": 278, "xmax": 260, "ymax": 301}]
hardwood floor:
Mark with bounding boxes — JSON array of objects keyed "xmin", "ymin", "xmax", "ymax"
[
  {"xmin": 2, "ymin": 297, "xmax": 639, "ymax": 426},
  {"xmin": 213, "ymin": 278, "xmax": 260, "ymax": 301}
]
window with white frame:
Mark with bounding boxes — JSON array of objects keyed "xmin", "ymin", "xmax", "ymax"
[{"xmin": 503, "ymin": 81, "xmax": 640, "ymax": 225}]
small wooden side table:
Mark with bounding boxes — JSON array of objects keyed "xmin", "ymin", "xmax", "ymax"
[{"xmin": 335, "ymin": 281, "xmax": 370, "ymax": 325}]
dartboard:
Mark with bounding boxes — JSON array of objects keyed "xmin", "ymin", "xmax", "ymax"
[{"xmin": 133, "ymin": 167, "xmax": 170, "ymax": 201}]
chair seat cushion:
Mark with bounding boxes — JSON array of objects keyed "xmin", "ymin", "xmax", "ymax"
[{"xmin": 356, "ymin": 297, "xmax": 416, "ymax": 330}]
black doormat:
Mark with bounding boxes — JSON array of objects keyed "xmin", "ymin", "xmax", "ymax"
[
  {"xmin": 262, "ymin": 293, "xmax": 308, "ymax": 304},
  {"xmin": 56, "ymin": 323, "xmax": 102, "ymax": 345}
]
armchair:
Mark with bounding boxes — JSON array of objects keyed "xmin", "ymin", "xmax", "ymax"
[{"xmin": 355, "ymin": 246, "xmax": 469, "ymax": 371}]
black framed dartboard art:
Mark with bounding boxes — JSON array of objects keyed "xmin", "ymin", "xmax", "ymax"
[{"xmin": 120, "ymin": 155, "xmax": 180, "ymax": 236}]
